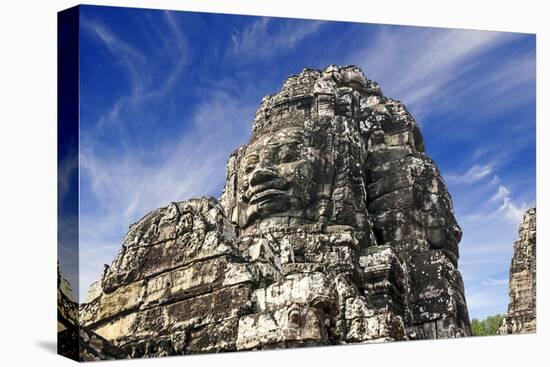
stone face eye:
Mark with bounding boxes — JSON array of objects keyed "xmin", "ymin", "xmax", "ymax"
[
  {"xmin": 278, "ymin": 145, "xmax": 298, "ymax": 163},
  {"xmin": 243, "ymin": 155, "xmax": 259, "ymax": 174}
]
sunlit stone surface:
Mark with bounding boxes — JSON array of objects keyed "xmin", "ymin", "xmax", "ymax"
[
  {"xmin": 77, "ymin": 65, "xmax": 471, "ymax": 359},
  {"xmin": 499, "ymin": 207, "xmax": 536, "ymax": 334}
]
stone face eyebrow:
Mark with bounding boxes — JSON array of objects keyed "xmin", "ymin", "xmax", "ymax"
[{"xmin": 243, "ymin": 154, "xmax": 260, "ymax": 164}]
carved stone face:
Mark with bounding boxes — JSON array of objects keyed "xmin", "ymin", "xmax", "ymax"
[{"xmin": 237, "ymin": 127, "xmax": 320, "ymax": 228}]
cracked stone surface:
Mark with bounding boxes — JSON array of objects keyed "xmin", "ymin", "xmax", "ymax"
[
  {"xmin": 499, "ymin": 207, "xmax": 536, "ymax": 334},
  {"xmin": 75, "ymin": 65, "xmax": 471, "ymax": 359}
]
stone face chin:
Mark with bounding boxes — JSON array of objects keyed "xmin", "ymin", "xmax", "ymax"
[{"xmin": 76, "ymin": 65, "xmax": 472, "ymax": 360}]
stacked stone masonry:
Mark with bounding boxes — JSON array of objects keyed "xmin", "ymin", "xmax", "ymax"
[
  {"xmin": 57, "ymin": 267, "xmax": 128, "ymax": 360},
  {"xmin": 499, "ymin": 207, "xmax": 536, "ymax": 334},
  {"xmin": 72, "ymin": 65, "xmax": 471, "ymax": 360}
]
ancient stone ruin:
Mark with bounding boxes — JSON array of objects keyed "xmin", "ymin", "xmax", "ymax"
[
  {"xmin": 499, "ymin": 207, "xmax": 536, "ymax": 334},
  {"xmin": 75, "ymin": 65, "xmax": 471, "ymax": 359},
  {"xmin": 57, "ymin": 266, "xmax": 128, "ymax": 360}
]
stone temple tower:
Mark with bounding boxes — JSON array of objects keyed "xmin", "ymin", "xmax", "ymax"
[
  {"xmin": 499, "ymin": 207, "xmax": 536, "ymax": 334},
  {"xmin": 78, "ymin": 65, "xmax": 471, "ymax": 359}
]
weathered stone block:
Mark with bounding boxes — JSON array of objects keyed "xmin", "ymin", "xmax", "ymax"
[
  {"xmin": 236, "ymin": 305, "xmax": 328, "ymax": 350},
  {"xmin": 253, "ymin": 272, "xmax": 334, "ymax": 312},
  {"xmin": 409, "ymin": 251, "xmax": 467, "ymax": 327},
  {"xmin": 163, "ymin": 285, "xmax": 253, "ymax": 331},
  {"xmin": 366, "ymin": 168, "xmax": 413, "ymax": 200},
  {"xmin": 367, "ymin": 186, "xmax": 416, "ymax": 213},
  {"xmin": 345, "ymin": 312, "xmax": 405, "ymax": 342},
  {"xmin": 366, "ymin": 145, "xmax": 413, "ymax": 167},
  {"xmin": 101, "ymin": 198, "xmax": 238, "ymax": 292},
  {"xmin": 143, "ymin": 256, "xmax": 256, "ymax": 307},
  {"xmin": 94, "ymin": 312, "xmax": 140, "ymax": 343},
  {"xmin": 187, "ymin": 319, "xmax": 239, "ymax": 354},
  {"xmin": 93, "ymin": 285, "xmax": 252, "ymax": 344},
  {"xmin": 344, "ymin": 296, "xmax": 374, "ymax": 319},
  {"xmin": 138, "ymin": 233, "xmax": 237, "ymax": 281},
  {"xmin": 95, "ymin": 280, "xmax": 145, "ymax": 323}
]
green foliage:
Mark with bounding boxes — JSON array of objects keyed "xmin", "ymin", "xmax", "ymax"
[{"xmin": 471, "ymin": 314, "xmax": 505, "ymax": 336}]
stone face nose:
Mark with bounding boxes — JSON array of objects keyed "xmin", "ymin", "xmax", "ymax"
[{"xmin": 250, "ymin": 169, "xmax": 277, "ymax": 187}]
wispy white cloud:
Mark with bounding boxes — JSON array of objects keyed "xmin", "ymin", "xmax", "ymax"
[
  {"xmin": 81, "ymin": 92, "xmax": 254, "ymax": 217},
  {"xmin": 78, "ymin": 14, "xmax": 265, "ymax": 301},
  {"xmin": 79, "ymin": 91, "xmax": 256, "ymax": 300},
  {"xmin": 498, "ymin": 196, "xmax": 529, "ymax": 223},
  {"xmin": 462, "ymin": 53, "xmax": 535, "ymax": 104},
  {"xmin": 230, "ymin": 17, "xmax": 269, "ymax": 56},
  {"xmin": 81, "ymin": 17, "xmax": 147, "ymax": 96},
  {"xmin": 83, "ymin": 17, "xmax": 146, "ymax": 64},
  {"xmin": 481, "ymin": 277, "xmax": 509, "ymax": 287},
  {"xmin": 465, "ymin": 282, "xmax": 509, "ymax": 318},
  {"xmin": 351, "ymin": 28, "xmax": 520, "ymax": 118},
  {"xmin": 435, "ymin": 52, "xmax": 536, "ymax": 127},
  {"xmin": 58, "ymin": 154, "xmax": 78, "ymax": 199},
  {"xmin": 491, "ymin": 185, "xmax": 510, "ymax": 202},
  {"xmin": 461, "ymin": 244, "xmax": 512, "ymax": 318},
  {"xmin": 448, "ymin": 170, "xmax": 530, "ymax": 225},
  {"xmin": 81, "ymin": 13, "xmax": 188, "ymax": 132},
  {"xmin": 446, "ymin": 163, "xmax": 494, "ymax": 184},
  {"xmin": 467, "ymin": 182, "xmax": 530, "ymax": 224},
  {"xmin": 227, "ymin": 17, "xmax": 325, "ymax": 63},
  {"xmin": 465, "ymin": 292, "xmax": 490, "ymax": 310},
  {"xmin": 489, "ymin": 184, "xmax": 530, "ymax": 224},
  {"xmin": 443, "ymin": 150, "xmax": 533, "ymax": 318}
]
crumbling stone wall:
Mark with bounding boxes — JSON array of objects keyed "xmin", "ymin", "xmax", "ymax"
[
  {"xmin": 57, "ymin": 267, "xmax": 128, "ymax": 361},
  {"xmin": 499, "ymin": 207, "xmax": 536, "ymax": 334},
  {"xmin": 78, "ymin": 65, "xmax": 471, "ymax": 360}
]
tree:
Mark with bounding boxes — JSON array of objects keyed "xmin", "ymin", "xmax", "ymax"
[{"xmin": 471, "ymin": 314, "xmax": 505, "ymax": 336}]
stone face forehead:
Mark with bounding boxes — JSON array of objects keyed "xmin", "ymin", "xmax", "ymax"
[{"xmin": 245, "ymin": 127, "xmax": 306, "ymax": 152}]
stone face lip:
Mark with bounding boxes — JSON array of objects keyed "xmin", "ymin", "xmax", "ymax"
[
  {"xmin": 499, "ymin": 207, "xmax": 536, "ymax": 334},
  {"xmin": 75, "ymin": 65, "xmax": 471, "ymax": 360}
]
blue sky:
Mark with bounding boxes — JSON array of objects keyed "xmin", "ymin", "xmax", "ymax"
[{"xmin": 68, "ymin": 5, "xmax": 535, "ymax": 318}]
